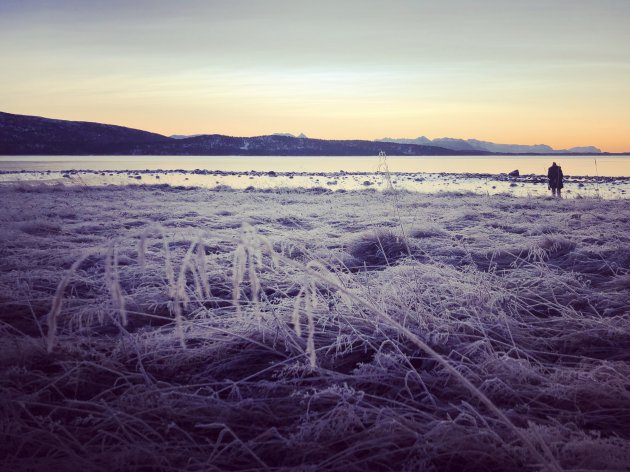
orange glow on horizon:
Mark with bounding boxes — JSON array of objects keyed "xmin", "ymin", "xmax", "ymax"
[{"xmin": 2, "ymin": 1, "xmax": 629, "ymax": 153}]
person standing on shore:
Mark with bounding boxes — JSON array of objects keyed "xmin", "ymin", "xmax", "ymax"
[{"xmin": 548, "ymin": 162, "xmax": 564, "ymax": 197}]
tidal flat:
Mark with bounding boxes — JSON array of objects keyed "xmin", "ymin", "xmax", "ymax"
[{"xmin": 1, "ymin": 183, "xmax": 629, "ymax": 471}]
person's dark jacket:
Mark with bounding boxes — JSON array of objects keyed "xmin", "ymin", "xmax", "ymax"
[{"xmin": 548, "ymin": 164, "xmax": 564, "ymax": 189}]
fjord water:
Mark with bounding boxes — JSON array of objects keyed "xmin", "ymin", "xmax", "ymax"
[
  {"xmin": 2, "ymin": 154, "xmax": 630, "ymax": 199},
  {"xmin": 1, "ymin": 154, "xmax": 630, "ymax": 176}
]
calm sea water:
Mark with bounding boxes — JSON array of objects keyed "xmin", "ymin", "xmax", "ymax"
[
  {"xmin": 1, "ymin": 155, "xmax": 629, "ymax": 198},
  {"xmin": 1, "ymin": 154, "xmax": 629, "ymax": 176}
]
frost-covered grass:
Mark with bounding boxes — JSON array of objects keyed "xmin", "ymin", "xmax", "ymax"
[{"xmin": 1, "ymin": 183, "xmax": 629, "ymax": 471}]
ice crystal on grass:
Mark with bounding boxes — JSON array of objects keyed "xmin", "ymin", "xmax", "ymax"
[{"xmin": 2, "ymin": 184, "xmax": 630, "ymax": 471}]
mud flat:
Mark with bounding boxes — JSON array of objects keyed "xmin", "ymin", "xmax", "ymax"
[{"xmin": 1, "ymin": 183, "xmax": 630, "ymax": 471}]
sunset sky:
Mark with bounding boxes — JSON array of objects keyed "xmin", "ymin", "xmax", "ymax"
[{"xmin": 1, "ymin": 0, "xmax": 629, "ymax": 151}]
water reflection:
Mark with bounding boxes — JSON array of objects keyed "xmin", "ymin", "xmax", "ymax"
[{"xmin": 1, "ymin": 154, "xmax": 630, "ymax": 176}]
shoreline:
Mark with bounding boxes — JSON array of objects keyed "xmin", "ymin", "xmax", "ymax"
[
  {"xmin": 3, "ymin": 167, "xmax": 630, "ymax": 180},
  {"xmin": 1, "ymin": 168, "xmax": 628, "ymax": 199}
]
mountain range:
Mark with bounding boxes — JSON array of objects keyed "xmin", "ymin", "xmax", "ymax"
[
  {"xmin": 0, "ymin": 111, "xmax": 606, "ymax": 156},
  {"xmin": 0, "ymin": 111, "xmax": 474, "ymax": 156},
  {"xmin": 377, "ymin": 136, "xmax": 601, "ymax": 154}
]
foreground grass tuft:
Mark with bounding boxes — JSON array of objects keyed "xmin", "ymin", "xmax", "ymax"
[{"xmin": 347, "ymin": 228, "xmax": 408, "ymax": 269}]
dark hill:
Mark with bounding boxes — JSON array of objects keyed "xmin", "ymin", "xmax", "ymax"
[
  {"xmin": 139, "ymin": 133, "xmax": 480, "ymax": 156},
  {"xmin": 0, "ymin": 111, "xmax": 169, "ymax": 155},
  {"xmin": 0, "ymin": 111, "xmax": 488, "ymax": 156}
]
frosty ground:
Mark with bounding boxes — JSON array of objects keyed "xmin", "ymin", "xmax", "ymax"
[{"xmin": 1, "ymin": 183, "xmax": 629, "ymax": 471}]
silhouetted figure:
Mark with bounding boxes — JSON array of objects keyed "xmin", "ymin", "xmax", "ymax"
[{"xmin": 548, "ymin": 162, "xmax": 564, "ymax": 197}]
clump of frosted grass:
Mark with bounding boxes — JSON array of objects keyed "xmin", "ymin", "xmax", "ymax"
[{"xmin": 348, "ymin": 228, "xmax": 408, "ymax": 268}]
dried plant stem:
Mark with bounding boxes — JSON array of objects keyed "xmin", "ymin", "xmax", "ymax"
[
  {"xmin": 46, "ymin": 249, "xmax": 101, "ymax": 352},
  {"xmin": 105, "ymin": 241, "xmax": 127, "ymax": 326},
  {"xmin": 171, "ymin": 241, "xmax": 198, "ymax": 348}
]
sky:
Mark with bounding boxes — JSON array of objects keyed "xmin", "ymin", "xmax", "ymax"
[{"xmin": 1, "ymin": 0, "xmax": 629, "ymax": 151}]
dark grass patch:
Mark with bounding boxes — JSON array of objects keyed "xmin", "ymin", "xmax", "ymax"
[
  {"xmin": 472, "ymin": 248, "xmax": 529, "ymax": 271},
  {"xmin": 275, "ymin": 216, "xmax": 313, "ymax": 230},
  {"xmin": 122, "ymin": 220, "xmax": 146, "ymax": 229},
  {"xmin": 538, "ymin": 236, "xmax": 577, "ymax": 259},
  {"xmin": 409, "ymin": 226, "xmax": 448, "ymax": 239},
  {"xmin": 347, "ymin": 229, "xmax": 408, "ymax": 269},
  {"xmin": 71, "ymin": 223, "xmax": 118, "ymax": 235},
  {"xmin": 17, "ymin": 221, "xmax": 63, "ymax": 237}
]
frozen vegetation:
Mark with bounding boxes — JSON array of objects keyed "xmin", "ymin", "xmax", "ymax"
[{"xmin": 1, "ymin": 182, "xmax": 630, "ymax": 471}]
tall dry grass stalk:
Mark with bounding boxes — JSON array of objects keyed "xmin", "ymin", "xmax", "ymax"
[
  {"xmin": 291, "ymin": 261, "xmax": 335, "ymax": 367},
  {"xmin": 232, "ymin": 223, "xmax": 277, "ymax": 316},
  {"xmin": 137, "ymin": 225, "xmax": 175, "ymax": 291},
  {"xmin": 195, "ymin": 240, "xmax": 211, "ymax": 300},
  {"xmin": 47, "ymin": 225, "xmax": 211, "ymax": 351},
  {"xmin": 137, "ymin": 226, "xmax": 213, "ymax": 347},
  {"xmin": 377, "ymin": 152, "xmax": 413, "ymax": 258},
  {"xmin": 46, "ymin": 249, "xmax": 101, "ymax": 352},
  {"xmin": 105, "ymin": 241, "xmax": 127, "ymax": 327},
  {"xmin": 170, "ymin": 239, "xmax": 211, "ymax": 348}
]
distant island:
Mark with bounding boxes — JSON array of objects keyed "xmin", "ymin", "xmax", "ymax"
[{"xmin": 0, "ymin": 111, "xmax": 613, "ymax": 156}]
